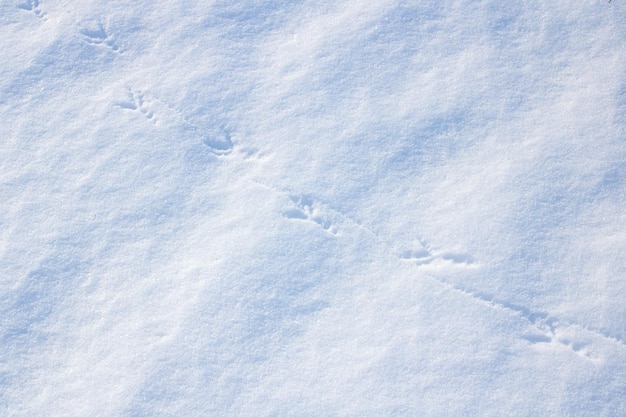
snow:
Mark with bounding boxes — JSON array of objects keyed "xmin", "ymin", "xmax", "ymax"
[{"xmin": 1, "ymin": 0, "xmax": 625, "ymax": 415}]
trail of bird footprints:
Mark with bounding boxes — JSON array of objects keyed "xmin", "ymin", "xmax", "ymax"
[
  {"xmin": 113, "ymin": 87, "xmax": 234, "ymax": 154},
  {"xmin": 19, "ymin": 1, "xmax": 623, "ymax": 363},
  {"xmin": 438, "ymin": 281, "xmax": 614, "ymax": 360},
  {"xmin": 399, "ymin": 247, "xmax": 626, "ymax": 359},
  {"xmin": 18, "ymin": 6, "xmax": 230, "ymax": 154},
  {"xmin": 402, "ymin": 252, "xmax": 624, "ymax": 359},
  {"xmin": 275, "ymin": 185, "xmax": 625, "ymax": 361},
  {"xmin": 400, "ymin": 247, "xmax": 623, "ymax": 359}
]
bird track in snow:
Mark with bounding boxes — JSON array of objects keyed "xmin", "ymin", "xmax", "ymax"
[
  {"xmin": 399, "ymin": 246, "xmax": 474, "ymax": 267},
  {"xmin": 113, "ymin": 88, "xmax": 234, "ymax": 155},
  {"xmin": 80, "ymin": 21, "xmax": 120, "ymax": 52},
  {"xmin": 114, "ymin": 88, "xmax": 156, "ymax": 123},
  {"xmin": 283, "ymin": 194, "xmax": 339, "ymax": 235},
  {"xmin": 433, "ymin": 280, "xmax": 621, "ymax": 360},
  {"xmin": 397, "ymin": 241, "xmax": 625, "ymax": 359},
  {"xmin": 17, "ymin": 0, "xmax": 46, "ymax": 19},
  {"xmin": 254, "ymin": 179, "xmax": 626, "ymax": 360},
  {"xmin": 398, "ymin": 252, "xmax": 625, "ymax": 360}
]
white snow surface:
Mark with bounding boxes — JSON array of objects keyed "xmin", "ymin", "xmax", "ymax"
[{"xmin": 1, "ymin": 1, "xmax": 625, "ymax": 415}]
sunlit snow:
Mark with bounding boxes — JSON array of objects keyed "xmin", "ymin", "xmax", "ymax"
[{"xmin": 1, "ymin": 1, "xmax": 625, "ymax": 415}]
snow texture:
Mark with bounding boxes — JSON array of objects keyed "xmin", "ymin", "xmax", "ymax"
[{"xmin": 1, "ymin": 0, "xmax": 625, "ymax": 415}]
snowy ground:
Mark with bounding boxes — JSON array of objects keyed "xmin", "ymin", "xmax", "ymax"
[{"xmin": 1, "ymin": 1, "xmax": 625, "ymax": 415}]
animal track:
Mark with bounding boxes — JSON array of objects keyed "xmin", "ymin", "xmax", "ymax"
[
  {"xmin": 80, "ymin": 21, "xmax": 119, "ymax": 52},
  {"xmin": 523, "ymin": 327, "xmax": 594, "ymax": 359},
  {"xmin": 379, "ymin": 236, "xmax": 622, "ymax": 359},
  {"xmin": 113, "ymin": 88, "xmax": 235, "ymax": 154},
  {"xmin": 277, "ymin": 186, "xmax": 625, "ymax": 360},
  {"xmin": 399, "ymin": 245, "xmax": 473, "ymax": 267},
  {"xmin": 396, "ymin": 237, "xmax": 626, "ymax": 360},
  {"xmin": 438, "ymin": 280, "xmax": 614, "ymax": 360},
  {"xmin": 256, "ymin": 181, "xmax": 626, "ymax": 361},
  {"xmin": 18, "ymin": 0, "xmax": 46, "ymax": 19},
  {"xmin": 399, "ymin": 249, "xmax": 432, "ymax": 265},
  {"xmin": 283, "ymin": 195, "xmax": 338, "ymax": 235},
  {"xmin": 177, "ymin": 122, "xmax": 234, "ymax": 155},
  {"xmin": 115, "ymin": 88, "xmax": 155, "ymax": 122},
  {"xmin": 200, "ymin": 125, "xmax": 234, "ymax": 155},
  {"xmin": 522, "ymin": 321, "xmax": 595, "ymax": 359}
]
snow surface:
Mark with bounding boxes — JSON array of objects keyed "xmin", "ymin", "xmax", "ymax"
[{"xmin": 1, "ymin": 0, "xmax": 625, "ymax": 415}]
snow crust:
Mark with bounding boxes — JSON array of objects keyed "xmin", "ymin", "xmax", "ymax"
[{"xmin": 1, "ymin": 1, "xmax": 625, "ymax": 415}]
